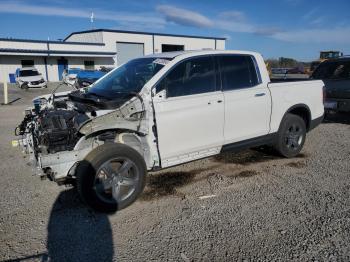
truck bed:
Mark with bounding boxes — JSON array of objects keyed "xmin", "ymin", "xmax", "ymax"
[{"xmin": 267, "ymin": 80, "xmax": 325, "ymax": 133}]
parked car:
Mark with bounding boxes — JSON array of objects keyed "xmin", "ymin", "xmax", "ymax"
[
  {"xmin": 14, "ymin": 50, "xmax": 324, "ymax": 213},
  {"xmin": 311, "ymin": 57, "xmax": 350, "ymax": 112},
  {"xmin": 15, "ymin": 67, "xmax": 47, "ymax": 89},
  {"xmin": 62, "ymin": 68, "xmax": 81, "ymax": 86},
  {"xmin": 75, "ymin": 70, "xmax": 106, "ymax": 88}
]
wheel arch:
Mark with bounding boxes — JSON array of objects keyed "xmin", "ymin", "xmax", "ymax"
[
  {"xmin": 82, "ymin": 128, "xmax": 151, "ymax": 164},
  {"xmin": 282, "ymin": 104, "xmax": 312, "ymax": 131}
]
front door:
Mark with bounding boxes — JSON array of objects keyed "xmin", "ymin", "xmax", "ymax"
[
  {"xmin": 57, "ymin": 59, "xmax": 68, "ymax": 81},
  {"xmin": 153, "ymin": 56, "xmax": 224, "ymax": 167}
]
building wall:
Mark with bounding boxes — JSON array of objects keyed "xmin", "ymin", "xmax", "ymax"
[
  {"xmin": 216, "ymin": 39, "xmax": 225, "ymax": 50},
  {"xmin": 66, "ymin": 31, "xmax": 104, "ymax": 43},
  {"xmin": 102, "ymin": 31, "xmax": 225, "ymax": 54},
  {"xmin": 102, "ymin": 31, "xmax": 153, "ymax": 61},
  {"xmin": 0, "ymin": 31, "xmax": 226, "ymax": 82},
  {"xmin": 153, "ymin": 35, "xmax": 216, "ymax": 53},
  {"xmin": 101, "ymin": 31, "xmax": 225, "ymax": 64},
  {"xmin": 45, "ymin": 56, "xmax": 114, "ymax": 82},
  {"xmin": 48, "ymin": 42, "xmax": 107, "ymax": 52},
  {"xmin": 0, "ymin": 55, "xmax": 47, "ymax": 82},
  {"xmin": 0, "ymin": 40, "xmax": 47, "ymax": 50}
]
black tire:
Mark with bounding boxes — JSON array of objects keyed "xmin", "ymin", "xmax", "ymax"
[
  {"xmin": 21, "ymin": 84, "xmax": 28, "ymax": 90},
  {"xmin": 76, "ymin": 143, "xmax": 147, "ymax": 213},
  {"xmin": 274, "ymin": 113, "xmax": 306, "ymax": 158}
]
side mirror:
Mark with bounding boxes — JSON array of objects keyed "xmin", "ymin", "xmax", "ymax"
[{"xmin": 156, "ymin": 89, "xmax": 166, "ymax": 99}]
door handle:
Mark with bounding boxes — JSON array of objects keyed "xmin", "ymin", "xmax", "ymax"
[
  {"xmin": 255, "ymin": 93, "xmax": 266, "ymax": 97},
  {"xmin": 217, "ymin": 100, "xmax": 223, "ymax": 103}
]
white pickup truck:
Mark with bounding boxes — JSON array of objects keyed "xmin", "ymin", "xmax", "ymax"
[{"xmin": 14, "ymin": 50, "xmax": 324, "ymax": 213}]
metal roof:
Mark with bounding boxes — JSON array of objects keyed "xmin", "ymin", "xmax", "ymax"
[
  {"xmin": 144, "ymin": 50, "xmax": 257, "ymax": 59},
  {"xmin": 64, "ymin": 29, "xmax": 226, "ymax": 41},
  {"xmin": 0, "ymin": 48, "xmax": 116, "ymax": 56},
  {"xmin": 0, "ymin": 37, "xmax": 104, "ymax": 46},
  {"xmin": 144, "ymin": 50, "xmax": 198, "ymax": 58}
]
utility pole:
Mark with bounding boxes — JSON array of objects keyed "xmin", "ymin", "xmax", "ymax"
[{"xmin": 2, "ymin": 71, "xmax": 8, "ymax": 105}]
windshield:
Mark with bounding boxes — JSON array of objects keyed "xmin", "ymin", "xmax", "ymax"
[
  {"xmin": 19, "ymin": 70, "xmax": 39, "ymax": 77},
  {"xmin": 87, "ymin": 57, "xmax": 170, "ymax": 98}
]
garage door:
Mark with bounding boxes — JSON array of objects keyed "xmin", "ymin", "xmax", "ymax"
[{"xmin": 116, "ymin": 42, "xmax": 144, "ymax": 65}]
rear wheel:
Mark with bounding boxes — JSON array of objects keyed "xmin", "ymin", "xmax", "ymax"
[
  {"xmin": 76, "ymin": 143, "xmax": 146, "ymax": 213},
  {"xmin": 274, "ymin": 114, "xmax": 306, "ymax": 158}
]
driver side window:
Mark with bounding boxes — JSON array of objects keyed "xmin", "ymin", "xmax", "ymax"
[{"xmin": 157, "ymin": 56, "xmax": 216, "ymax": 97}]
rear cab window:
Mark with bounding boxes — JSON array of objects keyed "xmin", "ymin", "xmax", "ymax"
[
  {"xmin": 157, "ymin": 56, "xmax": 217, "ymax": 97},
  {"xmin": 218, "ymin": 55, "xmax": 260, "ymax": 91},
  {"xmin": 312, "ymin": 60, "xmax": 350, "ymax": 80}
]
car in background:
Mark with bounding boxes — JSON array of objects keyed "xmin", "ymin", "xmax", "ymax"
[
  {"xmin": 62, "ymin": 68, "xmax": 81, "ymax": 86},
  {"xmin": 311, "ymin": 57, "xmax": 350, "ymax": 112},
  {"xmin": 15, "ymin": 68, "xmax": 47, "ymax": 89},
  {"xmin": 75, "ymin": 70, "xmax": 106, "ymax": 88},
  {"xmin": 271, "ymin": 67, "xmax": 309, "ymax": 82}
]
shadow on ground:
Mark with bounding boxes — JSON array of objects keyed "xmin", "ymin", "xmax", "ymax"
[
  {"xmin": 215, "ymin": 148, "xmax": 308, "ymax": 166},
  {"xmin": 323, "ymin": 112, "xmax": 350, "ymax": 125},
  {"xmin": 140, "ymin": 166, "xmax": 217, "ymax": 201},
  {"xmin": 140, "ymin": 171, "xmax": 199, "ymax": 201},
  {"xmin": 45, "ymin": 189, "xmax": 114, "ymax": 261},
  {"xmin": 215, "ymin": 148, "xmax": 280, "ymax": 165}
]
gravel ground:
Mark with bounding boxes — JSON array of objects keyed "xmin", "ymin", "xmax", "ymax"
[{"xmin": 0, "ymin": 83, "xmax": 350, "ymax": 261}]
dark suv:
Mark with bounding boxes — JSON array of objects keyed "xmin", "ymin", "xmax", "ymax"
[{"xmin": 312, "ymin": 57, "xmax": 350, "ymax": 112}]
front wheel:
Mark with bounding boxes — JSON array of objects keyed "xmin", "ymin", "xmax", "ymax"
[
  {"xmin": 274, "ymin": 114, "xmax": 306, "ymax": 158},
  {"xmin": 21, "ymin": 84, "xmax": 28, "ymax": 90},
  {"xmin": 76, "ymin": 143, "xmax": 147, "ymax": 213}
]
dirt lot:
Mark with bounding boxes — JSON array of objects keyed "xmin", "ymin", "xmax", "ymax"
[{"xmin": 0, "ymin": 84, "xmax": 350, "ymax": 261}]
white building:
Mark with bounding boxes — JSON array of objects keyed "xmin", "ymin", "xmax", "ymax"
[{"xmin": 0, "ymin": 29, "xmax": 226, "ymax": 82}]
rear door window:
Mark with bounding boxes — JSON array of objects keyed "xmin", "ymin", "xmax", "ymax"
[
  {"xmin": 219, "ymin": 55, "xmax": 259, "ymax": 91},
  {"xmin": 158, "ymin": 56, "xmax": 217, "ymax": 97}
]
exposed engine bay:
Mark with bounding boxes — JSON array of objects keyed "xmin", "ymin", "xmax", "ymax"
[
  {"xmin": 16, "ymin": 107, "xmax": 87, "ymax": 155},
  {"xmin": 14, "ymin": 88, "xmax": 157, "ymax": 184}
]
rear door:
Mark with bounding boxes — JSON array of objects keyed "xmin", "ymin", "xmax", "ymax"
[
  {"xmin": 218, "ymin": 55, "xmax": 271, "ymax": 144},
  {"xmin": 153, "ymin": 56, "xmax": 225, "ymax": 167}
]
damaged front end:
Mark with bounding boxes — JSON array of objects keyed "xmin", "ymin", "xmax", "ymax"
[
  {"xmin": 13, "ymin": 57, "xmax": 169, "ymax": 185},
  {"xmin": 13, "ymin": 88, "xmax": 157, "ymax": 185}
]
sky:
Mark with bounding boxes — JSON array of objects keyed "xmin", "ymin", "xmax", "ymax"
[{"xmin": 0, "ymin": 0, "xmax": 349, "ymax": 61}]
